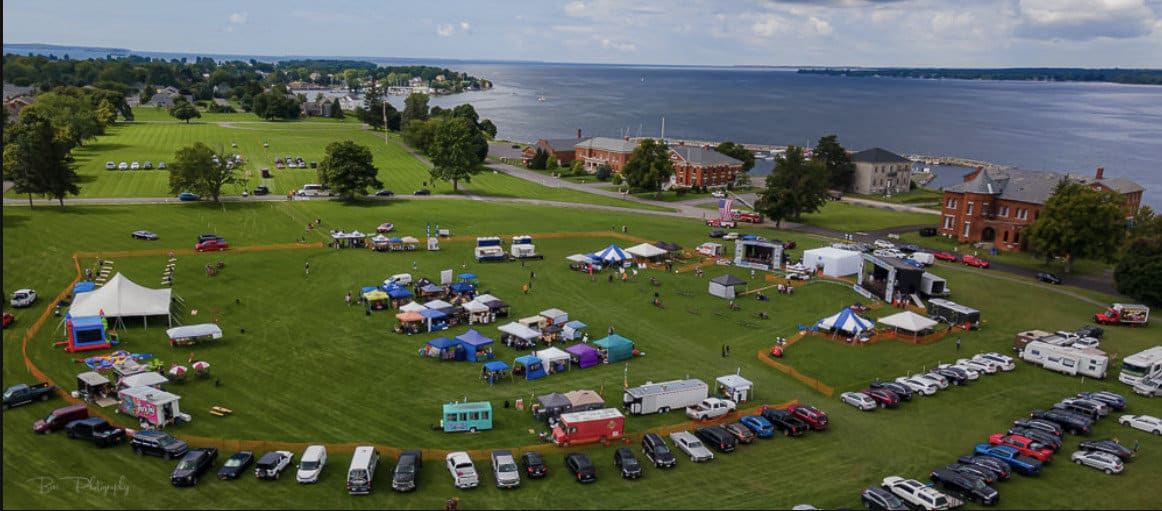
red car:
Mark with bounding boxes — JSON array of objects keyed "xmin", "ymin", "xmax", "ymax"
[
  {"xmin": 787, "ymin": 404, "xmax": 829, "ymax": 431},
  {"xmin": 2, "ymin": 312, "xmax": 14, "ymax": 329},
  {"xmin": 706, "ymin": 218, "xmax": 736, "ymax": 228},
  {"xmin": 933, "ymin": 251, "xmax": 958, "ymax": 261},
  {"xmin": 195, "ymin": 239, "xmax": 230, "ymax": 252},
  {"xmin": 961, "ymin": 255, "xmax": 990, "ymax": 268},
  {"xmin": 987, "ymin": 434, "xmax": 1053, "ymax": 462},
  {"xmin": 860, "ymin": 388, "xmax": 900, "ymax": 408}
]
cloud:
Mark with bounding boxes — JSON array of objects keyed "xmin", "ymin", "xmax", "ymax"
[
  {"xmin": 459, "ymin": 21, "xmax": 471, "ymax": 32},
  {"xmin": 228, "ymin": 12, "xmax": 247, "ymax": 25},
  {"xmin": 600, "ymin": 38, "xmax": 638, "ymax": 52},
  {"xmin": 751, "ymin": 13, "xmax": 789, "ymax": 37},
  {"xmin": 436, "ymin": 24, "xmax": 455, "ymax": 37},
  {"xmin": 810, "ymin": 16, "xmax": 834, "ymax": 35},
  {"xmin": 1016, "ymin": 0, "xmax": 1158, "ymax": 40}
]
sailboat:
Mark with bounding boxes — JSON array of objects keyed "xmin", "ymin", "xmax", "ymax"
[{"xmin": 536, "ymin": 90, "xmax": 546, "ymax": 102}]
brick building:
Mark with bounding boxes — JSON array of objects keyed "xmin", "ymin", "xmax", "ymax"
[
  {"xmin": 850, "ymin": 147, "xmax": 913, "ymax": 195},
  {"xmin": 667, "ymin": 145, "xmax": 743, "ymax": 188},
  {"xmin": 520, "ymin": 134, "xmax": 591, "ymax": 166},
  {"xmin": 574, "ymin": 137, "xmax": 639, "ymax": 173},
  {"xmin": 939, "ymin": 167, "xmax": 1143, "ymax": 252}
]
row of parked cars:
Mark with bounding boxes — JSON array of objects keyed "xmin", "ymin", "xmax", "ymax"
[
  {"xmin": 841, "ymin": 352, "xmax": 1015, "ymax": 411},
  {"xmin": 106, "ymin": 161, "xmax": 166, "ymax": 170}
]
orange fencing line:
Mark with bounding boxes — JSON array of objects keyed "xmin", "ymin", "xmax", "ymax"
[{"xmin": 756, "ymin": 348, "xmax": 835, "ymax": 397}]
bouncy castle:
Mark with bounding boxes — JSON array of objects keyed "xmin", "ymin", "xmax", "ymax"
[{"xmin": 60, "ymin": 313, "xmax": 118, "ymax": 352}]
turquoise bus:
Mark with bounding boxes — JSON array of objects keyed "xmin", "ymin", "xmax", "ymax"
[{"xmin": 442, "ymin": 401, "xmax": 493, "ymax": 433}]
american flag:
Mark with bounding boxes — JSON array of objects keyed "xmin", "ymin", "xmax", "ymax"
[{"xmin": 718, "ymin": 198, "xmax": 733, "ymax": 220}]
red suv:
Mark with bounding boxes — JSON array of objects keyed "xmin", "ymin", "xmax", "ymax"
[
  {"xmin": 195, "ymin": 239, "xmax": 229, "ymax": 251},
  {"xmin": 961, "ymin": 255, "xmax": 990, "ymax": 268},
  {"xmin": 933, "ymin": 251, "xmax": 957, "ymax": 261},
  {"xmin": 787, "ymin": 404, "xmax": 829, "ymax": 431}
]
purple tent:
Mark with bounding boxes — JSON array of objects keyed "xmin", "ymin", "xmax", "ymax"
[
  {"xmin": 455, "ymin": 329, "xmax": 495, "ymax": 362},
  {"xmin": 565, "ymin": 343, "xmax": 600, "ymax": 369}
]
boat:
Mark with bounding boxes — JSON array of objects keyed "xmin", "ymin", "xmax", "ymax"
[{"xmin": 537, "ymin": 95, "xmax": 546, "ymax": 102}]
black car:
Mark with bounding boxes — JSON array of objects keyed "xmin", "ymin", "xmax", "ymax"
[
  {"xmin": 931, "ymin": 367, "xmax": 968, "ymax": 386},
  {"xmin": 1036, "ymin": 272, "xmax": 1062, "ymax": 284},
  {"xmin": 695, "ymin": 426, "xmax": 737, "ymax": 453},
  {"xmin": 253, "ymin": 186, "xmax": 270, "ymax": 196},
  {"xmin": 65, "ymin": 417, "xmax": 125, "ymax": 447},
  {"xmin": 1077, "ymin": 391, "xmax": 1126, "ymax": 411},
  {"xmin": 708, "ymin": 230, "xmax": 726, "ymax": 238},
  {"xmin": 919, "ymin": 227, "xmax": 938, "ymax": 237},
  {"xmin": 1008, "ymin": 427, "xmax": 1062, "ymax": 451},
  {"xmin": 721, "ymin": 422, "xmax": 756, "ymax": 444},
  {"xmin": 958, "ymin": 455, "xmax": 1012, "ymax": 480},
  {"xmin": 760, "ymin": 408, "xmax": 808, "ymax": 436},
  {"xmin": 1075, "ymin": 325, "xmax": 1104, "ymax": 339},
  {"xmin": 1079, "ymin": 439, "xmax": 1134, "ymax": 462},
  {"xmin": 198, "ymin": 233, "xmax": 224, "ymax": 243},
  {"xmin": 870, "ymin": 380, "xmax": 914, "ymax": 401},
  {"xmin": 1052, "ymin": 399, "xmax": 1105, "ymax": 421},
  {"xmin": 944, "ymin": 462, "xmax": 1000, "ymax": 484},
  {"xmin": 861, "ymin": 486, "xmax": 909, "ymax": 511},
  {"xmin": 413, "ymin": 189, "xmax": 431, "ymax": 196},
  {"xmin": 1030, "ymin": 408, "xmax": 1091, "ymax": 434},
  {"xmin": 171, "ymin": 447, "xmax": 219, "ymax": 487},
  {"xmin": 564, "ymin": 453, "xmax": 596, "ymax": 483},
  {"xmin": 392, "ymin": 449, "xmax": 422, "ymax": 491},
  {"xmin": 1012, "ymin": 418, "xmax": 1064, "ymax": 438},
  {"xmin": 218, "ymin": 451, "xmax": 254, "ymax": 480},
  {"xmin": 899, "ymin": 244, "xmax": 924, "ymax": 253},
  {"xmin": 641, "ymin": 432, "xmax": 677, "ymax": 468},
  {"xmin": 522, "ymin": 451, "xmax": 548, "ymax": 479},
  {"xmin": 930, "ymin": 467, "xmax": 999, "ymax": 506},
  {"xmin": 130, "ymin": 430, "xmax": 189, "ymax": 459},
  {"xmin": 375, "ymin": 189, "xmax": 395, "ymax": 197},
  {"xmin": 613, "ymin": 447, "xmax": 643, "ymax": 479}
]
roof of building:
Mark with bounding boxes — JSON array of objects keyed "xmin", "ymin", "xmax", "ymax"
[
  {"xmin": 670, "ymin": 146, "xmax": 742, "ymax": 167},
  {"xmin": 851, "ymin": 147, "xmax": 910, "ymax": 164},
  {"xmin": 947, "ymin": 167, "xmax": 1143, "ymax": 204},
  {"xmin": 1071, "ymin": 175, "xmax": 1145, "ymax": 194},
  {"xmin": 575, "ymin": 136, "xmax": 639, "ymax": 154},
  {"xmin": 540, "ymin": 137, "xmax": 591, "ymax": 151}
]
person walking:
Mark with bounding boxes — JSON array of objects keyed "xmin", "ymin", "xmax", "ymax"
[
  {"xmin": 956, "ymin": 337, "xmax": 961, "ymax": 351},
  {"xmin": 725, "ymin": 344, "xmax": 731, "ymax": 357},
  {"xmin": 345, "ymin": 291, "xmax": 352, "ymax": 307},
  {"xmin": 529, "ymin": 270, "xmax": 535, "ymax": 280},
  {"xmin": 722, "ymin": 344, "xmax": 727, "ymax": 358},
  {"xmin": 304, "ymin": 261, "xmax": 310, "ymax": 276}
]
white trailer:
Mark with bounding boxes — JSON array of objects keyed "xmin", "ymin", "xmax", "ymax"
[
  {"xmin": 1021, "ymin": 341, "xmax": 1108, "ymax": 379},
  {"xmin": 1119, "ymin": 346, "xmax": 1162, "ymax": 386},
  {"xmin": 623, "ymin": 378, "xmax": 708, "ymax": 415},
  {"xmin": 919, "ymin": 272, "xmax": 949, "ymax": 297}
]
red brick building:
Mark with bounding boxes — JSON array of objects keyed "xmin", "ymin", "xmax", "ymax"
[
  {"xmin": 575, "ymin": 137, "xmax": 639, "ymax": 173},
  {"xmin": 939, "ymin": 167, "xmax": 1143, "ymax": 252},
  {"xmin": 520, "ymin": 135, "xmax": 591, "ymax": 166},
  {"xmin": 667, "ymin": 145, "xmax": 743, "ymax": 188}
]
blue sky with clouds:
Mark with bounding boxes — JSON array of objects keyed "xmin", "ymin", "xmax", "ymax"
[{"xmin": 4, "ymin": 0, "xmax": 1160, "ymax": 67}]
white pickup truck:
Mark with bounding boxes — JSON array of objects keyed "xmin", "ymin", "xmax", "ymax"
[
  {"xmin": 882, "ymin": 476, "xmax": 963, "ymax": 510},
  {"xmin": 685, "ymin": 398, "xmax": 736, "ymax": 421}
]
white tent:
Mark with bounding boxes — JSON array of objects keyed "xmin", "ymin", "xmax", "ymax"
[
  {"xmin": 566, "ymin": 254, "xmax": 597, "ymax": 264},
  {"xmin": 708, "ymin": 274, "xmax": 747, "ymax": 299},
  {"xmin": 802, "ymin": 247, "xmax": 862, "ymax": 277},
  {"xmin": 816, "ymin": 308, "xmax": 874, "ymax": 335},
  {"xmin": 399, "ymin": 301, "xmax": 428, "ymax": 313},
  {"xmin": 463, "ymin": 300, "xmax": 491, "ymax": 324},
  {"xmin": 119, "ymin": 372, "xmax": 170, "ymax": 389},
  {"xmin": 165, "ymin": 324, "xmax": 222, "ymax": 340},
  {"xmin": 626, "ymin": 243, "xmax": 668, "ymax": 259},
  {"xmin": 535, "ymin": 347, "xmax": 571, "ymax": 372},
  {"xmin": 539, "ymin": 308, "xmax": 568, "ymax": 325},
  {"xmin": 877, "ymin": 311, "xmax": 939, "ymax": 333},
  {"xmin": 424, "ymin": 299, "xmax": 455, "ymax": 311},
  {"xmin": 518, "ymin": 315, "xmax": 546, "ymax": 331},
  {"xmin": 498, "ymin": 322, "xmax": 540, "ymax": 341},
  {"xmin": 594, "ymin": 244, "xmax": 629, "ymax": 263},
  {"xmin": 69, "ymin": 273, "xmax": 172, "ymax": 327}
]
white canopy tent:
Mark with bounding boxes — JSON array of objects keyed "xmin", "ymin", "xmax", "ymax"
[
  {"xmin": 538, "ymin": 308, "xmax": 568, "ymax": 326},
  {"xmin": 626, "ymin": 243, "xmax": 668, "ymax": 259},
  {"xmin": 462, "ymin": 300, "xmax": 491, "ymax": 324},
  {"xmin": 119, "ymin": 371, "xmax": 170, "ymax": 389},
  {"xmin": 498, "ymin": 322, "xmax": 541, "ymax": 341},
  {"xmin": 398, "ymin": 301, "xmax": 428, "ymax": 313},
  {"xmin": 816, "ymin": 308, "xmax": 875, "ymax": 336},
  {"xmin": 535, "ymin": 347, "xmax": 571, "ymax": 373},
  {"xmin": 877, "ymin": 310, "xmax": 939, "ymax": 334},
  {"xmin": 69, "ymin": 273, "xmax": 173, "ymax": 328},
  {"xmin": 802, "ymin": 247, "xmax": 862, "ymax": 277}
]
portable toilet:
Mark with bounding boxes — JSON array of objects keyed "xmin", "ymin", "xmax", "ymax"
[{"xmin": 715, "ymin": 374, "xmax": 753, "ymax": 403}]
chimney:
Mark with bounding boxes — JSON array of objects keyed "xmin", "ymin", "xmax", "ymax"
[
  {"xmin": 1096, "ymin": 167, "xmax": 1104, "ymax": 180},
  {"xmin": 624, "ymin": 136, "xmax": 630, "ymax": 141},
  {"xmin": 577, "ymin": 128, "xmax": 582, "ymax": 140},
  {"xmin": 678, "ymin": 141, "xmax": 684, "ymax": 146}
]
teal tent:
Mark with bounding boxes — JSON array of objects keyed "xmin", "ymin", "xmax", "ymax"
[{"xmin": 593, "ymin": 334, "xmax": 635, "ymax": 363}]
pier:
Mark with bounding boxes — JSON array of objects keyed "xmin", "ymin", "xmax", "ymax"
[{"xmin": 907, "ymin": 154, "xmax": 1011, "ymax": 171}]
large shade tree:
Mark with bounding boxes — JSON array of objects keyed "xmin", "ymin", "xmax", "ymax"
[
  {"xmin": 1025, "ymin": 181, "xmax": 1126, "ymax": 273},
  {"xmin": 621, "ymin": 138, "xmax": 673, "ymax": 199},
  {"xmin": 2, "ymin": 110, "xmax": 79, "ymax": 207},
  {"xmin": 168, "ymin": 142, "xmax": 238, "ymax": 202},
  {"xmin": 755, "ymin": 145, "xmax": 829, "ymax": 227},
  {"xmin": 814, "ymin": 134, "xmax": 855, "ymax": 191},
  {"xmin": 1114, "ymin": 206, "xmax": 1162, "ymax": 306},
  {"xmin": 427, "ymin": 117, "xmax": 481, "ymax": 192},
  {"xmin": 317, "ymin": 140, "xmax": 381, "ymax": 199}
]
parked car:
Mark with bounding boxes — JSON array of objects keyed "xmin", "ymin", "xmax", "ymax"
[
  {"xmin": 296, "ymin": 445, "xmax": 327, "ymax": 484},
  {"xmin": 197, "ymin": 233, "xmax": 223, "ymax": 243},
  {"xmin": 987, "ymin": 434, "xmax": 1054, "ymax": 462},
  {"xmin": 956, "ymin": 358, "xmax": 997, "ymax": 375},
  {"xmin": 787, "ymin": 404, "xmax": 830, "ymax": 430},
  {"xmin": 739, "ymin": 415, "xmax": 775, "ymax": 438},
  {"xmin": 686, "ymin": 397, "xmax": 737, "ymax": 420},
  {"xmin": 1118, "ymin": 414, "xmax": 1162, "ymax": 435},
  {"xmin": 881, "ymin": 476, "xmax": 961, "ymax": 510},
  {"xmin": 933, "ymin": 251, "xmax": 958, "ymax": 261},
  {"xmin": 939, "ymin": 363, "xmax": 978, "ymax": 381},
  {"xmin": 218, "ymin": 451, "xmax": 254, "ymax": 480},
  {"xmin": 1054, "ymin": 398, "xmax": 1109, "ymax": 419},
  {"xmin": 641, "ymin": 432, "xmax": 678, "ymax": 468},
  {"xmin": 1132, "ymin": 377, "xmax": 1162, "ymax": 397},
  {"xmin": 521, "ymin": 451, "xmax": 547, "ymax": 479},
  {"xmin": 105, "ymin": 161, "xmax": 115, "ymax": 170},
  {"xmin": 694, "ymin": 426, "xmax": 737, "ymax": 453},
  {"xmin": 253, "ymin": 186, "xmax": 270, "ymax": 196},
  {"xmin": 130, "ymin": 161, "xmax": 141, "ymax": 170},
  {"xmin": 613, "ymin": 447, "xmax": 643, "ymax": 479},
  {"xmin": 961, "ymin": 255, "xmax": 990, "ymax": 268},
  {"xmin": 158, "ymin": 161, "xmax": 167, "ymax": 170},
  {"xmin": 564, "ymin": 453, "xmax": 597, "ymax": 483},
  {"xmin": 413, "ymin": 189, "xmax": 431, "ymax": 196},
  {"xmin": 131, "ymin": 230, "xmax": 159, "ymax": 240},
  {"xmin": 254, "ymin": 451, "xmax": 294, "ymax": 480},
  {"xmin": 1031, "ymin": 408, "xmax": 1092, "ymax": 434},
  {"xmin": 1079, "ymin": 439, "xmax": 1133, "ymax": 461},
  {"xmin": 870, "ymin": 381, "xmax": 914, "ymax": 401},
  {"xmin": 931, "ymin": 367, "xmax": 968, "ymax": 386},
  {"xmin": 1036, "ymin": 272, "xmax": 1062, "ymax": 284},
  {"xmin": 873, "ymin": 239, "xmax": 896, "ymax": 250},
  {"xmin": 1071, "ymin": 450, "xmax": 1124, "ymax": 474},
  {"xmin": 874, "ymin": 248, "xmax": 907, "ymax": 259},
  {"xmin": 1012, "ymin": 418, "xmax": 1064, "ymax": 438},
  {"xmin": 131, "ymin": 430, "xmax": 189, "ymax": 459},
  {"xmin": 943, "ymin": 462, "xmax": 999, "ymax": 485},
  {"xmin": 195, "ymin": 239, "xmax": 229, "ymax": 251},
  {"xmin": 10, "ymin": 289, "xmax": 37, "ymax": 308},
  {"xmin": 708, "ymin": 229, "xmax": 726, "ymax": 238},
  {"xmin": 711, "ymin": 190, "xmax": 726, "ymax": 198},
  {"xmin": 721, "ymin": 422, "xmax": 757, "ymax": 444},
  {"xmin": 393, "ymin": 450, "xmax": 423, "ymax": 491},
  {"xmin": 64, "ymin": 417, "xmax": 125, "ymax": 447},
  {"xmin": 860, "ymin": 485, "xmax": 909, "ymax": 511},
  {"xmin": 490, "ymin": 449, "xmax": 521, "ymax": 489},
  {"xmin": 118, "ymin": 162, "xmax": 128, "ymax": 170},
  {"xmin": 375, "ymin": 189, "xmax": 395, "ymax": 197},
  {"xmin": 178, "ymin": 192, "xmax": 200, "ymax": 201},
  {"xmin": 894, "ymin": 376, "xmax": 938, "ymax": 396},
  {"xmin": 841, "ymin": 391, "xmax": 878, "ymax": 411},
  {"xmin": 1007, "ymin": 427, "xmax": 1062, "ymax": 451},
  {"xmin": 916, "ymin": 372, "xmax": 950, "ymax": 390},
  {"xmin": 760, "ymin": 408, "xmax": 809, "ymax": 435},
  {"xmin": 446, "ymin": 451, "xmax": 479, "ymax": 489},
  {"xmin": 957, "ymin": 455, "xmax": 1012, "ymax": 480},
  {"xmin": 861, "ymin": 388, "xmax": 901, "ymax": 408},
  {"xmin": 171, "ymin": 448, "xmax": 219, "ymax": 487},
  {"xmin": 929, "ymin": 467, "xmax": 999, "ymax": 506},
  {"xmin": 973, "ymin": 352, "xmax": 1016, "ymax": 371},
  {"xmin": 669, "ymin": 431, "xmax": 714, "ymax": 462},
  {"xmin": 1076, "ymin": 391, "xmax": 1126, "ymax": 411},
  {"xmin": 973, "ymin": 444, "xmax": 1042, "ymax": 475},
  {"xmin": 143, "ymin": 161, "xmax": 153, "ymax": 169}
]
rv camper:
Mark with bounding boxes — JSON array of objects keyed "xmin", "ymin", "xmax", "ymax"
[{"xmin": 1020, "ymin": 341, "xmax": 1108, "ymax": 379}]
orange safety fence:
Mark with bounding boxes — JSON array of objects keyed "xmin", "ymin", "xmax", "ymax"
[{"xmin": 756, "ymin": 348, "xmax": 835, "ymax": 397}]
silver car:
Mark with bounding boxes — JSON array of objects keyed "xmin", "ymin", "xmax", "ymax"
[
  {"xmin": 916, "ymin": 372, "xmax": 950, "ymax": 389},
  {"xmin": 1132, "ymin": 377, "xmax": 1162, "ymax": 398},
  {"xmin": 974, "ymin": 352, "xmax": 1016, "ymax": 371},
  {"xmin": 489, "ymin": 450, "xmax": 520, "ymax": 489},
  {"xmin": 1071, "ymin": 450, "xmax": 1124, "ymax": 474},
  {"xmin": 669, "ymin": 431, "xmax": 714, "ymax": 462},
  {"xmin": 841, "ymin": 391, "xmax": 877, "ymax": 411}
]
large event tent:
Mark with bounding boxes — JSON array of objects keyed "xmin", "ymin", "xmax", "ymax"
[
  {"xmin": 877, "ymin": 310, "xmax": 940, "ymax": 335},
  {"xmin": 801, "ymin": 247, "xmax": 862, "ymax": 277},
  {"xmin": 593, "ymin": 334, "xmax": 635, "ymax": 362},
  {"xmin": 535, "ymin": 347, "xmax": 571, "ymax": 373},
  {"xmin": 455, "ymin": 329, "xmax": 494, "ymax": 362},
  {"xmin": 565, "ymin": 343, "xmax": 600, "ymax": 368},
  {"xmin": 626, "ymin": 242, "xmax": 668, "ymax": 260},
  {"xmin": 816, "ymin": 308, "xmax": 875, "ymax": 336},
  {"xmin": 68, "ymin": 273, "xmax": 173, "ymax": 328},
  {"xmin": 708, "ymin": 274, "xmax": 747, "ymax": 299},
  {"xmin": 594, "ymin": 244, "xmax": 629, "ymax": 264}
]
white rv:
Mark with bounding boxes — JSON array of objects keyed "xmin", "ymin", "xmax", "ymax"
[
  {"xmin": 1021, "ymin": 341, "xmax": 1108, "ymax": 379},
  {"xmin": 623, "ymin": 379, "xmax": 708, "ymax": 415},
  {"xmin": 1119, "ymin": 346, "xmax": 1162, "ymax": 386}
]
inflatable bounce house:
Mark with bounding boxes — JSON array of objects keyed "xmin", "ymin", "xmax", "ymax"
[{"xmin": 60, "ymin": 313, "xmax": 118, "ymax": 353}]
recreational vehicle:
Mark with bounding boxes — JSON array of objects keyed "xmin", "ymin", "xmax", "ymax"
[
  {"xmin": 1021, "ymin": 341, "xmax": 1108, "ymax": 379},
  {"xmin": 1119, "ymin": 346, "xmax": 1162, "ymax": 386}
]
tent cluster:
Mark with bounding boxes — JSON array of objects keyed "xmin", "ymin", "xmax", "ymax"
[
  {"xmin": 331, "ymin": 224, "xmax": 427, "ymax": 252},
  {"xmin": 534, "ymin": 389, "xmax": 605, "ymax": 421}
]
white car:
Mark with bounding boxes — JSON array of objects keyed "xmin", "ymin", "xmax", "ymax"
[
  {"xmin": 1071, "ymin": 337, "xmax": 1101, "ymax": 350},
  {"xmin": 915, "ymin": 372, "xmax": 950, "ymax": 390},
  {"xmin": 973, "ymin": 352, "xmax": 1016, "ymax": 371},
  {"xmin": 10, "ymin": 289, "xmax": 37, "ymax": 308},
  {"xmin": 873, "ymin": 249, "xmax": 906, "ymax": 259},
  {"xmin": 445, "ymin": 451, "xmax": 479, "ymax": 489},
  {"xmin": 723, "ymin": 232, "xmax": 739, "ymax": 241},
  {"xmin": 1132, "ymin": 377, "xmax": 1162, "ymax": 397},
  {"xmin": 295, "ymin": 445, "xmax": 327, "ymax": 483},
  {"xmin": 131, "ymin": 161, "xmax": 141, "ymax": 170},
  {"xmin": 873, "ymin": 239, "xmax": 896, "ymax": 250},
  {"xmin": 669, "ymin": 431, "xmax": 714, "ymax": 462},
  {"xmin": 711, "ymin": 190, "xmax": 726, "ymax": 198},
  {"xmin": 1118, "ymin": 414, "xmax": 1162, "ymax": 435},
  {"xmin": 105, "ymin": 161, "xmax": 115, "ymax": 170},
  {"xmin": 894, "ymin": 376, "xmax": 938, "ymax": 396},
  {"xmin": 118, "ymin": 161, "xmax": 128, "ymax": 170},
  {"xmin": 1071, "ymin": 450, "xmax": 1124, "ymax": 474},
  {"xmin": 686, "ymin": 398, "xmax": 736, "ymax": 420},
  {"xmin": 840, "ymin": 391, "xmax": 877, "ymax": 411},
  {"xmin": 956, "ymin": 358, "xmax": 997, "ymax": 374}
]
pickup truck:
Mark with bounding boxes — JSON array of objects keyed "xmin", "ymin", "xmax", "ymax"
[
  {"xmin": 881, "ymin": 476, "xmax": 964, "ymax": 510},
  {"xmin": 65, "ymin": 417, "xmax": 126, "ymax": 447},
  {"xmin": 987, "ymin": 434, "xmax": 1053, "ymax": 462},
  {"xmin": 973, "ymin": 443, "xmax": 1042, "ymax": 475},
  {"xmin": 686, "ymin": 398, "xmax": 736, "ymax": 421},
  {"xmin": 3, "ymin": 382, "xmax": 57, "ymax": 410}
]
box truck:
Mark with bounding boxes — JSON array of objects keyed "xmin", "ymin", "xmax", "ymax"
[{"xmin": 551, "ymin": 408, "xmax": 625, "ymax": 446}]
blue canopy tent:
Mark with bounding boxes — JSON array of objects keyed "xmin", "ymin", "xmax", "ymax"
[
  {"xmin": 458, "ymin": 272, "xmax": 478, "ymax": 281},
  {"xmin": 741, "ymin": 234, "xmax": 758, "ymax": 241},
  {"xmin": 593, "ymin": 334, "xmax": 635, "ymax": 363},
  {"xmin": 563, "ymin": 320, "xmax": 588, "ymax": 341},
  {"xmin": 420, "ymin": 308, "xmax": 449, "ymax": 332},
  {"xmin": 816, "ymin": 308, "xmax": 874, "ymax": 336},
  {"xmin": 421, "ymin": 336, "xmax": 461, "ymax": 360},
  {"xmin": 385, "ymin": 285, "xmax": 413, "ymax": 308},
  {"xmin": 594, "ymin": 244, "xmax": 629, "ymax": 264},
  {"xmin": 455, "ymin": 329, "xmax": 495, "ymax": 362},
  {"xmin": 482, "ymin": 360, "xmax": 511, "ymax": 384},
  {"xmin": 450, "ymin": 282, "xmax": 475, "ymax": 293},
  {"xmin": 513, "ymin": 354, "xmax": 547, "ymax": 380},
  {"xmin": 73, "ymin": 282, "xmax": 96, "ymax": 294}
]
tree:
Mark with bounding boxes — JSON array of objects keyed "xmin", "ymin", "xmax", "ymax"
[
  {"xmin": 402, "ymin": 92, "xmax": 429, "ymax": 126},
  {"xmin": 1115, "ymin": 236, "xmax": 1162, "ymax": 306},
  {"xmin": 2, "ymin": 111, "xmax": 79, "ymax": 207},
  {"xmin": 714, "ymin": 141, "xmax": 755, "ymax": 176},
  {"xmin": 169, "ymin": 100, "xmax": 201, "ymax": 123},
  {"xmin": 814, "ymin": 134, "xmax": 855, "ymax": 191},
  {"xmin": 755, "ymin": 145, "xmax": 829, "ymax": 226},
  {"xmin": 168, "ymin": 142, "xmax": 237, "ymax": 202},
  {"xmin": 595, "ymin": 164, "xmax": 611, "ymax": 181},
  {"xmin": 620, "ymin": 139, "xmax": 673, "ymax": 199},
  {"xmin": 546, "ymin": 155, "xmax": 559, "ymax": 171},
  {"xmin": 1025, "ymin": 181, "xmax": 1126, "ymax": 273},
  {"xmin": 329, "ymin": 99, "xmax": 345, "ymax": 120},
  {"xmin": 95, "ymin": 98, "xmax": 118, "ymax": 126},
  {"xmin": 22, "ymin": 92, "xmax": 102, "ymax": 147},
  {"xmin": 479, "ymin": 118, "xmax": 497, "ymax": 139},
  {"xmin": 140, "ymin": 84, "xmax": 157, "ymax": 104},
  {"xmin": 427, "ymin": 117, "xmax": 480, "ymax": 192},
  {"xmin": 402, "ymin": 118, "xmax": 439, "ymax": 154},
  {"xmin": 317, "ymin": 140, "xmax": 381, "ymax": 199},
  {"xmin": 528, "ymin": 147, "xmax": 549, "ymax": 170}
]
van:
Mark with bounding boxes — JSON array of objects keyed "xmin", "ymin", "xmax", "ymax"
[
  {"xmin": 296, "ymin": 445, "xmax": 327, "ymax": 484},
  {"xmin": 347, "ymin": 446, "xmax": 380, "ymax": 495},
  {"xmin": 909, "ymin": 252, "xmax": 935, "ymax": 266},
  {"xmin": 296, "ymin": 184, "xmax": 330, "ymax": 197},
  {"xmin": 33, "ymin": 403, "xmax": 89, "ymax": 434}
]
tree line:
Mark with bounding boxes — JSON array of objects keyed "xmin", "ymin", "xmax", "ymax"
[{"xmin": 798, "ymin": 67, "xmax": 1162, "ymax": 85}]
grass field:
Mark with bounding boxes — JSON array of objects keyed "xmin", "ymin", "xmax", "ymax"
[
  {"xmin": 4, "ymin": 198, "xmax": 1160, "ymax": 510},
  {"xmin": 798, "ymin": 201, "xmax": 938, "ymax": 232}
]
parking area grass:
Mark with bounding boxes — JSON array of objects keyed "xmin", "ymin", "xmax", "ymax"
[
  {"xmin": 4, "ymin": 198, "xmax": 1160, "ymax": 510},
  {"xmin": 798, "ymin": 201, "xmax": 938, "ymax": 232}
]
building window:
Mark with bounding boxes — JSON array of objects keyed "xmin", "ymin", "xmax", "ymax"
[
  {"xmin": 1014, "ymin": 231, "xmax": 1021, "ymax": 244},
  {"xmin": 999, "ymin": 206, "xmax": 1009, "ymax": 217},
  {"xmin": 944, "ymin": 215, "xmax": 954, "ymax": 229},
  {"xmin": 966, "ymin": 203, "xmax": 974, "ymax": 216},
  {"xmin": 1003, "ymin": 231, "xmax": 1009, "ymax": 242},
  {"xmin": 963, "ymin": 222, "xmax": 971, "ymax": 237}
]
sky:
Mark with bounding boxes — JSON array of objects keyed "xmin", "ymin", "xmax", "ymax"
[{"xmin": 4, "ymin": 0, "xmax": 1161, "ymax": 67}]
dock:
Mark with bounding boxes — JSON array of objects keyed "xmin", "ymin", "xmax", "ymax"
[{"xmin": 907, "ymin": 154, "xmax": 1012, "ymax": 171}]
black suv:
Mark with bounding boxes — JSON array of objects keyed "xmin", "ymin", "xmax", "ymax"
[
  {"xmin": 1077, "ymin": 391, "xmax": 1125, "ymax": 411},
  {"xmin": 760, "ymin": 409, "xmax": 807, "ymax": 437},
  {"xmin": 564, "ymin": 453, "xmax": 596, "ymax": 483},
  {"xmin": 944, "ymin": 462, "xmax": 999, "ymax": 484},
  {"xmin": 171, "ymin": 447, "xmax": 218, "ymax": 487},
  {"xmin": 641, "ymin": 433, "xmax": 677, "ymax": 468},
  {"xmin": 1053, "ymin": 399, "xmax": 1106, "ymax": 420},
  {"xmin": 253, "ymin": 186, "xmax": 270, "ymax": 196},
  {"xmin": 613, "ymin": 447, "xmax": 643, "ymax": 479},
  {"xmin": 392, "ymin": 449, "xmax": 422, "ymax": 492},
  {"xmin": 1008, "ymin": 426, "xmax": 1062, "ymax": 451},
  {"xmin": 1030, "ymin": 408, "xmax": 1091, "ymax": 434},
  {"xmin": 861, "ymin": 486, "xmax": 909, "ymax": 510},
  {"xmin": 695, "ymin": 426, "xmax": 737, "ymax": 453},
  {"xmin": 1036, "ymin": 272, "xmax": 1062, "ymax": 284},
  {"xmin": 870, "ymin": 380, "xmax": 914, "ymax": 401},
  {"xmin": 1079, "ymin": 439, "xmax": 1133, "ymax": 462},
  {"xmin": 130, "ymin": 430, "xmax": 189, "ymax": 459},
  {"xmin": 957, "ymin": 455, "xmax": 1012, "ymax": 480},
  {"xmin": 1012, "ymin": 418, "xmax": 1064, "ymax": 438},
  {"xmin": 1075, "ymin": 325, "xmax": 1104, "ymax": 339},
  {"xmin": 65, "ymin": 417, "xmax": 125, "ymax": 447},
  {"xmin": 521, "ymin": 451, "xmax": 548, "ymax": 479},
  {"xmin": 929, "ymin": 467, "xmax": 999, "ymax": 506}
]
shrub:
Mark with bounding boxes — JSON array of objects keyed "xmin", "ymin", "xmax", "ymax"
[{"xmin": 596, "ymin": 165, "xmax": 612, "ymax": 181}]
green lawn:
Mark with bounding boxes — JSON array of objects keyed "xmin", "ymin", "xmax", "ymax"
[
  {"xmin": 848, "ymin": 188, "xmax": 944, "ymax": 209},
  {"xmin": 895, "ymin": 232, "xmax": 1113, "ymax": 278},
  {"xmin": 797, "ymin": 201, "xmax": 938, "ymax": 232},
  {"xmin": 4, "ymin": 198, "xmax": 1159, "ymax": 510}
]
